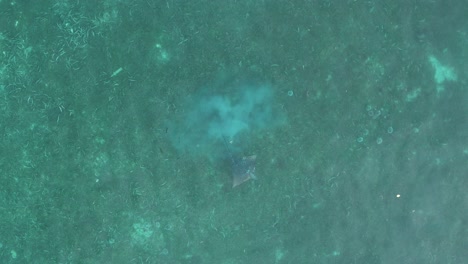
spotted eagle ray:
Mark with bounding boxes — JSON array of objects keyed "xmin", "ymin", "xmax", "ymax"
[{"xmin": 223, "ymin": 138, "xmax": 257, "ymax": 187}]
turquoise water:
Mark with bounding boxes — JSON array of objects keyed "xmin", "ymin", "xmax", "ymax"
[{"xmin": 0, "ymin": 1, "xmax": 466, "ymax": 263}]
